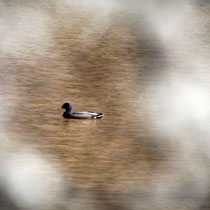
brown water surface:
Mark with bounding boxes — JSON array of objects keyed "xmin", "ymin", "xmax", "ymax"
[{"xmin": 0, "ymin": 1, "xmax": 210, "ymax": 209}]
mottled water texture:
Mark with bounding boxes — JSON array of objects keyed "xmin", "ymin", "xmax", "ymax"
[{"xmin": 0, "ymin": 0, "xmax": 210, "ymax": 209}]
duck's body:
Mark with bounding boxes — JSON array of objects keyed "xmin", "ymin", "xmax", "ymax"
[
  {"xmin": 63, "ymin": 111, "xmax": 104, "ymax": 119},
  {"xmin": 61, "ymin": 103, "xmax": 104, "ymax": 119}
]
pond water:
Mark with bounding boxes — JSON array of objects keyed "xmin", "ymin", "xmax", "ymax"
[{"xmin": 0, "ymin": 1, "xmax": 210, "ymax": 209}]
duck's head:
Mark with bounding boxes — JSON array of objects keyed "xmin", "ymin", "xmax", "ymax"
[{"xmin": 61, "ymin": 103, "xmax": 72, "ymax": 112}]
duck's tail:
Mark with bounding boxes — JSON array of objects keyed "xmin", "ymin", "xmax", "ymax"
[{"xmin": 95, "ymin": 113, "xmax": 104, "ymax": 119}]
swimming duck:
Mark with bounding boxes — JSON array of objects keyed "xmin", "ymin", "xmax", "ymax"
[{"xmin": 61, "ymin": 103, "xmax": 104, "ymax": 119}]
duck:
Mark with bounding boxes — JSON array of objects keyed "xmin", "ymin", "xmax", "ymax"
[{"xmin": 61, "ymin": 103, "xmax": 104, "ymax": 119}]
